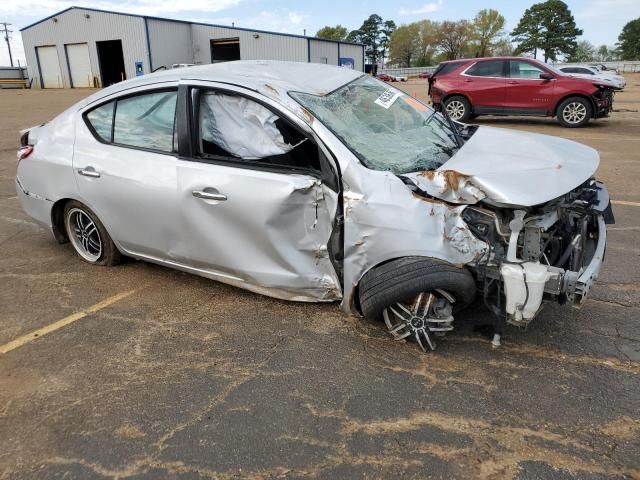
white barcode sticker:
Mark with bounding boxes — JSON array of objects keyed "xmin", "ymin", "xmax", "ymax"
[{"xmin": 374, "ymin": 89, "xmax": 402, "ymax": 109}]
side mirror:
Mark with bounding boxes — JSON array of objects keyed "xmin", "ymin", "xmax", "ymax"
[{"xmin": 539, "ymin": 72, "xmax": 554, "ymax": 80}]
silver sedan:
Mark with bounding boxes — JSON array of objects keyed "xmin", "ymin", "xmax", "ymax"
[{"xmin": 16, "ymin": 61, "xmax": 613, "ymax": 351}]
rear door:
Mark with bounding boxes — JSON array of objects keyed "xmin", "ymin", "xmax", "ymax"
[
  {"xmin": 175, "ymin": 81, "xmax": 342, "ymax": 301},
  {"xmin": 504, "ymin": 60, "xmax": 555, "ymax": 113},
  {"xmin": 74, "ymin": 86, "xmax": 185, "ymax": 261},
  {"xmin": 459, "ymin": 59, "xmax": 507, "ymax": 112}
]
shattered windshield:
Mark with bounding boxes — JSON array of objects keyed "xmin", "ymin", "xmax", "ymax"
[{"xmin": 290, "ymin": 76, "xmax": 459, "ymax": 175}]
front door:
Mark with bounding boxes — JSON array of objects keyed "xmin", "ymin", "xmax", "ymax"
[
  {"xmin": 74, "ymin": 88, "xmax": 186, "ymax": 261},
  {"xmin": 176, "ymin": 84, "xmax": 342, "ymax": 301},
  {"xmin": 504, "ymin": 60, "xmax": 555, "ymax": 113}
]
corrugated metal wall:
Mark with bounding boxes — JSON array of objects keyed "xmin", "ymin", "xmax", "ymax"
[
  {"xmin": 147, "ymin": 19, "xmax": 193, "ymax": 70},
  {"xmin": 21, "ymin": 8, "xmax": 147, "ymax": 88},
  {"xmin": 309, "ymin": 39, "xmax": 338, "ymax": 66},
  {"xmin": 338, "ymin": 43, "xmax": 364, "ymax": 72},
  {"xmin": 191, "ymin": 25, "xmax": 308, "ymax": 64},
  {"xmin": 21, "ymin": 9, "xmax": 365, "ymax": 88}
]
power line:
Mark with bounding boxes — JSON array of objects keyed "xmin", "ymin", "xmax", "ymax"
[{"xmin": 1, "ymin": 22, "xmax": 14, "ymax": 67}]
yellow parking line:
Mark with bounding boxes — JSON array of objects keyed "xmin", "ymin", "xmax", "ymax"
[
  {"xmin": 612, "ymin": 200, "xmax": 640, "ymax": 207},
  {"xmin": 0, "ymin": 290, "xmax": 136, "ymax": 354}
]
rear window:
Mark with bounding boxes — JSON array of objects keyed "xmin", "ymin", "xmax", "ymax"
[
  {"xmin": 465, "ymin": 60, "xmax": 505, "ymax": 77},
  {"xmin": 432, "ymin": 61, "xmax": 465, "ymax": 77},
  {"xmin": 85, "ymin": 101, "xmax": 114, "ymax": 142}
]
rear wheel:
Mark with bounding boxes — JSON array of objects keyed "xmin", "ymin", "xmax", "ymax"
[
  {"xmin": 358, "ymin": 257, "xmax": 476, "ymax": 351},
  {"xmin": 64, "ymin": 200, "xmax": 121, "ymax": 266},
  {"xmin": 557, "ymin": 97, "xmax": 592, "ymax": 128},
  {"xmin": 443, "ymin": 95, "xmax": 472, "ymax": 122}
]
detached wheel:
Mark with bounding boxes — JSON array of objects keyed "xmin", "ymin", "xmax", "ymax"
[
  {"xmin": 64, "ymin": 200, "xmax": 121, "ymax": 266},
  {"xmin": 557, "ymin": 97, "xmax": 592, "ymax": 128},
  {"xmin": 358, "ymin": 257, "xmax": 476, "ymax": 351},
  {"xmin": 443, "ymin": 95, "xmax": 472, "ymax": 122}
]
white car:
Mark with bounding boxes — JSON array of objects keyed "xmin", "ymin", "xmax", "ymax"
[
  {"xmin": 16, "ymin": 61, "xmax": 614, "ymax": 352},
  {"xmin": 559, "ymin": 65, "xmax": 626, "ymax": 89}
]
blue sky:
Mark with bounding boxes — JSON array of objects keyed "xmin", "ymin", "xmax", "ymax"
[{"xmin": 2, "ymin": 0, "xmax": 639, "ymax": 66}]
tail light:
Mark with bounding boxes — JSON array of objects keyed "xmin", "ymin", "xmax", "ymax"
[{"xmin": 17, "ymin": 145, "xmax": 34, "ymax": 161}]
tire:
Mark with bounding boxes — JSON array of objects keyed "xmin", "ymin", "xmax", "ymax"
[
  {"xmin": 557, "ymin": 96, "xmax": 592, "ymax": 128},
  {"xmin": 63, "ymin": 200, "xmax": 121, "ymax": 266},
  {"xmin": 443, "ymin": 95, "xmax": 472, "ymax": 122},
  {"xmin": 358, "ymin": 257, "xmax": 476, "ymax": 322}
]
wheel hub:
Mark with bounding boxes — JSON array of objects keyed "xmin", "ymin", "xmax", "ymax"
[{"xmin": 383, "ymin": 290, "xmax": 455, "ymax": 352}]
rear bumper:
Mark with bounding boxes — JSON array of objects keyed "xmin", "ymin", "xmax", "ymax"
[{"xmin": 16, "ymin": 177, "xmax": 53, "ymax": 229}]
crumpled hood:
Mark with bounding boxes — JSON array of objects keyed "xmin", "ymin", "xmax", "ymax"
[{"xmin": 404, "ymin": 126, "xmax": 600, "ymax": 207}]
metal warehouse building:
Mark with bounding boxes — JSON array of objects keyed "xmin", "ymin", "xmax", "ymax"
[{"xmin": 20, "ymin": 6, "xmax": 365, "ymax": 89}]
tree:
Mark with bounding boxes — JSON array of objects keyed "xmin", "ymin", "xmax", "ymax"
[
  {"xmin": 491, "ymin": 38, "xmax": 515, "ymax": 56},
  {"xmin": 568, "ymin": 40, "xmax": 595, "ymax": 62},
  {"xmin": 389, "ymin": 24, "xmax": 420, "ymax": 67},
  {"xmin": 315, "ymin": 25, "xmax": 349, "ymax": 41},
  {"xmin": 379, "ymin": 20, "xmax": 397, "ymax": 67},
  {"xmin": 511, "ymin": 0, "xmax": 583, "ymax": 62},
  {"xmin": 616, "ymin": 18, "xmax": 640, "ymax": 60},
  {"xmin": 415, "ymin": 19, "xmax": 440, "ymax": 66},
  {"xmin": 437, "ymin": 20, "xmax": 472, "ymax": 60},
  {"xmin": 471, "ymin": 9, "xmax": 506, "ymax": 57}
]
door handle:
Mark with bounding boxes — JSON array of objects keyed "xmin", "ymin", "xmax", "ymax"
[
  {"xmin": 192, "ymin": 190, "xmax": 227, "ymax": 201},
  {"xmin": 78, "ymin": 167, "xmax": 100, "ymax": 178}
]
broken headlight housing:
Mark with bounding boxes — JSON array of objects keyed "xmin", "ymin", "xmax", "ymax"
[{"xmin": 462, "ymin": 206, "xmax": 496, "ymax": 242}]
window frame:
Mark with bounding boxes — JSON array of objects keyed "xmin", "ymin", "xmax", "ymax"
[
  {"xmin": 461, "ymin": 59, "xmax": 507, "ymax": 79},
  {"xmin": 507, "ymin": 60, "xmax": 548, "ymax": 80},
  {"xmin": 82, "ymin": 87, "xmax": 179, "ymax": 156},
  {"xmin": 182, "ymin": 85, "xmax": 332, "ymax": 181}
]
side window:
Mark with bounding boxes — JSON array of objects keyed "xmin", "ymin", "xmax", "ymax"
[
  {"xmin": 510, "ymin": 61, "xmax": 544, "ymax": 79},
  {"xmin": 577, "ymin": 68, "xmax": 593, "ymax": 75},
  {"xmin": 114, "ymin": 91, "xmax": 177, "ymax": 152},
  {"xmin": 197, "ymin": 90, "xmax": 321, "ymax": 170},
  {"xmin": 85, "ymin": 90, "xmax": 178, "ymax": 153},
  {"xmin": 562, "ymin": 67, "xmax": 576, "ymax": 74},
  {"xmin": 86, "ymin": 101, "xmax": 114, "ymax": 142},
  {"xmin": 465, "ymin": 60, "xmax": 504, "ymax": 77}
]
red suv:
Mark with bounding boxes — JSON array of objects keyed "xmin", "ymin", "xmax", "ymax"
[{"xmin": 428, "ymin": 57, "xmax": 614, "ymax": 127}]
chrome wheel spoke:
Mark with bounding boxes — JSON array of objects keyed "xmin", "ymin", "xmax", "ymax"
[
  {"xmin": 389, "ymin": 306, "xmax": 411, "ymax": 322},
  {"xmin": 67, "ymin": 208, "xmax": 102, "ymax": 262}
]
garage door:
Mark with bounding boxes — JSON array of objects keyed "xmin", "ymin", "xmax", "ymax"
[
  {"xmin": 37, "ymin": 46, "xmax": 63, "ymax": 88},
  {"xmin": 66, "ymin": 43, "xmax": 92, "ymax": 88}
]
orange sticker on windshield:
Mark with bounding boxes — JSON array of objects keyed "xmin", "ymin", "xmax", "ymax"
[{"xmin": 403, "ymin": 96, "xmax": 428, "ymax": 112}]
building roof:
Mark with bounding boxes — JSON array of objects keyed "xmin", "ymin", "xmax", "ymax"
[{"xmin": 20, "ymin": 6, "xmax": 365, "ymax": 47}]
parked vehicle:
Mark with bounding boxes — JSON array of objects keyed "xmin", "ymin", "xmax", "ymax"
[
  {"xmin": 376, "ymin": 73, "xmax": 396, "ymax": 82},
  {"xmin": 16, "ymin": 61, "xmax": 613, "ymax": 352},
  {"xmin": 395, "ymin": 75, "xmax": 408, "ymax": 82},
  {"xmin": 428, "ymin": 56, "xmax": 616, "ymax": 127},
  {"xmin": 558, "ymin": 65, "xmax": 625, "ymax": 89},
  {"xmin": 590, "ymin": 63, "xmax": 619, "ymax": 74},
  {"xmin": 418, "ymin": 72, "xmax": 432, "ymax": 79}
]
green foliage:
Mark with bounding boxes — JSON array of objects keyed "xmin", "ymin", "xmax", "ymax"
[
  {"xmin": 511, "ymin": 0, "xmax": 583, "ymax": 62},
  {"xmin": 315, "ymin": 25, "xmax": 349, "ymax": 41},
  {"xmin": 438, "ymin": 20, "xmax": 472, "ymax": 60},
  {"xmin": 471, "ymin": 9, "xmax": 506, "ymax": 57},
  {"xmin": 568, "ymin": 40, "xmax": 596, "ymax": 62},
  {"xmin": 616, "ymin": 18, "xmax": 640, "ymax": 60},
  {"xmin": 389, "ymin": 24, "xmax": 420, "ymax": 67},
  {"xmin": 346, "ymin": 14, "xmax": 396, "ymax": 65}
]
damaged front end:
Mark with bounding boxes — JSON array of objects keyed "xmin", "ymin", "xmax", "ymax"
[
  {"xmin": 466, "ymin": 179, "xmax": 614, "ymax": 327},
  {"xmin": 591, "ymin": 84, "xmax": 615, "ymax": 119}
]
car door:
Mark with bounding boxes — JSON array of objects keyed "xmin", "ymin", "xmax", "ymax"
[
  {"xmin": 175, "ymin": 81, "xmax": 342, "ymax": 301},
  {"xmin": 74, "ymin": 86, "xmax": 187, "ymax": 261},
  {"xmin": 459, "ymin": 59, "xmax": 507, "ymax": 113},
  {"xmin": 504, "ymin": 60, "xmax": 556, "ymax": 113}
]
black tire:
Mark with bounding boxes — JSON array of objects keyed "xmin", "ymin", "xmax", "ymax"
[
  {"xmin": 556, "ymin": 96, "xmax": 592, "ymax": 128},
  {"xmin": 63, "ymin": 200, "xmax": 121, "ymax": 266},
  {"xmin": 358, "ymin": 257, "xmax": 476, "ymax": 321},
  {"xmin": 443, "ymin": 95, "xmax": 472, "ymax": 122}
]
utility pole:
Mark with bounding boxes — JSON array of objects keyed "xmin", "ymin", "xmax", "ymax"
[{"xmin": 1, "ymin": 22, "xmax": 14, "ymax": 67}]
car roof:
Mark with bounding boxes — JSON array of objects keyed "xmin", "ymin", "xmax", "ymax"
[
  {"xmin": 80, "ymin": 60, "xmax": 364, "ymax": 108},
  {"xmin": 439, "ymin": 56, "xmax": 542, "ymax": 64}
]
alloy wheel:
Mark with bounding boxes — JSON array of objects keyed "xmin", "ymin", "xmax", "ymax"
[
  {"xmin": 445, "ymin": 100, "xmax": 465, "ymax": 120},
  {"xmin": 562, "ymin": 102, "xmax": 587, "ymax": 125},
  {"xmin": 383, "ymin": 289, "xmax": 455, "ymax": 351},
  {"xmin": 66, "ymin": 207, "xmax": 102, "ymax": 262}
]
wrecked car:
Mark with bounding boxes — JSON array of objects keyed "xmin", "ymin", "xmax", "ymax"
[{"xmin": 16, "ymin": 61, "xmax": 614, "ymax": 352}]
